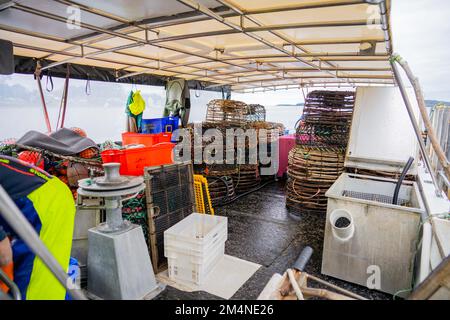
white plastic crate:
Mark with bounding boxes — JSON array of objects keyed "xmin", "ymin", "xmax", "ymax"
[
  {"xmin": 167, "ymin": 241, "xmax": 225, "ymax": 285},
  {"xmin": 164, "ymin": 213, "xmax": 227, "ymax": 254},
  {"xmin": 164, "ymin": 213, "xmax": 228, "ymax": 285}
]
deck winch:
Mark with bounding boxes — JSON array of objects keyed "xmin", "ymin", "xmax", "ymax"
[{"xmin": 77, "ymin": 163, "xmax": 158, "ymax": 300}]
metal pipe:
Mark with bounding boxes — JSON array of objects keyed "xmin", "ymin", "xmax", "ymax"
[
  {"xmin": 216, "ymin": 0, "xmax": 344, "ymax": 79},
  {"xmin": 216, "ymin": 0, "xmax": 367, "ymax": 84},
  {"xmin": 282, "ymin": 38, "xmax": 385, "ymax": 46},
  {"xmin": 1, "ymin": 19, "xmax": 261, "ymax": 80},
  {"xmin": 0, "ymin": 186, "xmax": 87, "ymax": 300},
  {"xmin": 12, "ymin": 43, "xmax": 190, "ymax": 79},
  {"xmin": 233, "ymin": 83, "xmax": 393, "ymax": 93},
  {"xmin": 217, "ymin": 74, "xmax": 393, "ymax": 86},
  {"xmin": 220, "ymin": 54, "xmax": 390, "ymax": 61},
  {"xmin": 6, "ymin": 0, "xmax": 392, "ymax": 89},
  {"xmin": 173, "ymin": 55, "xmax": 389, "ymax": 70},
  {"xmin": 13, "ymin": 4, "xmax": 146, "ymax": 44},
  {"xmin": 393, "ymin": 55, "xmax": 450, "ymax": 182},
  {"xmin": 378, "ymin": 0, "xmax": 392, "ymax": 54},
  {"xmin": 178, "ymin": 0, "xmax": 345, "ymax": 86},
  {"xmin": 11, "ymin": 42, "xmax": 232, "ymax": 83},
  {"xmin": 34, "ymin": 65, "xmax": 52, "ymax": 133},
  {"xmin": 63, "ymin": 6, "xmax": 233, "ymax": 43},
  {"xmin": 243, "ymin": 0, "xmax": 365, "ymax": 15},
  {"xmin": 243, "ymin": 20, "xmax": 376, "ymax": 33},
  {"xmin": 191, "ymin": 67, "xmax": 392, "ymax": 82},
  {"xmin": 56, "ymin": 0, "xmax": 364, "ymax": 43},
  {"xmin": 53, "ymin": 0, "xmax": 156, "ymax": 34},
  {"xmin": 6, "ymin": 3, "xmax": 383, "ymax": 85},
  {"xmin": 229, "ymin": 79, "xmax": 394, "ymax": 89},
  {"xmin": 390, "ymin": 59, "xmax": 441, "ymax": 196},
  {"xmin": 141, "ymin": 20, "xmax": 377, "ymax": 44},
  {"xmin": 0, "ymin": 268, "xmax": 21, "ymax": 300},
  {"xmin": 40, "ymin": 42, "xmax": 145, "ymax": 71}
]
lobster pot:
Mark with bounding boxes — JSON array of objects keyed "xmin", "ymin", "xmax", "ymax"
[
  {"xmin": 286, "ymin": 146, "xmax": 345, "ymax": 214},
  {"xmin": 206, "ymin": 175, "xmax": 236, "ymax": 206},
  {"xmin": 232, "ymin": 164, "xmax": 261, "ymax": 194},
  {"xmin": 296, "ymin": 91, "xmax": 355, "ymax": 149},
  {"xmin": 245, "ymin": 104, "xmax": 266, "ymax": 122},
  {"xmin": 206, "ymin": 99, "xmax": 248, "ymax": 125},
  {"xmin": 248, "ymin": 121, "xmax": 285, "ymax": 177},
  {"xmin": 188, "ymin": 122, "xmax": 249, "ymax": 164},
  {"xmin": 249, "ymin": 121, "xmax": 285, "ymax": 144},
  {"xmin": 193, "ymin": 164, "xmax": 238, "ymax": 205}
]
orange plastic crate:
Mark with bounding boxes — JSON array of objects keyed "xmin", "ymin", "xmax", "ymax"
[
  {"xmin": 122, "ymin": 132, "xmax": 172, "ymax": 147},
  {"xmin": 101, "ymin": 143, "xmax": 175, "ymax": 176}
]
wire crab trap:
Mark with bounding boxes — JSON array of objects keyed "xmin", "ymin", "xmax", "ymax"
[
  {"xmin": 296, "ymin": 91, "xmax": 355, "ymax": 149},
  {"xmin": 245, "ymin": 104, "xmax": 266, "ymax": 122},
  {"xmin": 286, "ymin": 146, "xmax": 345, "ymax": 215},
  {"xmin": 193, "ymin": 163, "xmax": 237, "ymax": 206},
  {"xmin": 206, "ymin": 175, "xmax": 237, "ymax": 206},
  {"xmin": 249, "ymin": 121, "xmax": 285, "ymax": 144},
  {"xmin": 206, "ymin": 99, "xmax": 248, "ymax": 125},
  {"xmin": 194, "ymin": 163, "xmax": 239, "ymax": 176},
  {"xmin": 232, "ymin": 164, "xmax": 261, "ymax": 194},
  {"xmin": 144, "ymin": 161, "xmax": 195, "ymax": 273}
]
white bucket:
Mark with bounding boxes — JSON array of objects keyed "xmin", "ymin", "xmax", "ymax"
[{"xmin": 330, "ymin": 209, "xmax": 355, "ymax": 242}]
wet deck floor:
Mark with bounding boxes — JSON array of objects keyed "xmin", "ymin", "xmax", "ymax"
[{"xmin": 155, "ymin": 181, "xmax": 392, "ymax": 300}]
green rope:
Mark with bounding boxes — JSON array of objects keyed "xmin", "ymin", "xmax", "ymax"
[{"xmin": 122, "ymin": 190, "xmax": 149, "ymax": 242}]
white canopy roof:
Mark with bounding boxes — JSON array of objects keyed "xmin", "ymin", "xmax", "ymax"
[{"xmin": 0, "ymin": 0, "xmax": 394, "ymax": 92}]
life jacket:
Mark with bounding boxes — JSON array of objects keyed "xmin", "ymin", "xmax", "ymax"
[{"xmin": 0, "ymin": 155, "xmax": 75, "ymax": 300}]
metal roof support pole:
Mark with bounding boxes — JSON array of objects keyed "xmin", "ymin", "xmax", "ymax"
[
  {"xmin": 34, "ymin": 62, "xmax": 52, "ymax": 133},
  {"xmin": 392, "ymin": 54, "xmax": 450, "ymax": 182},
  {"xmin": 390, "ymin": 57, "xmax": 442, "ymax": 196},
  {"xmin": 58, "ymin": 65, "xmax": 70, "ymax": 129}
]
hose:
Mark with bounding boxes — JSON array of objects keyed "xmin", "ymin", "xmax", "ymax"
[
  {"xmin": 216, "ymin": 177, "xmax": 276, "ymax": 207},
  {"xmin": 392, "ymin": 157, "xmax": 414, "ymax": 205},
  {"xmin": 207, "ymin": 176, "xmax": 233, "ymax": 204}
]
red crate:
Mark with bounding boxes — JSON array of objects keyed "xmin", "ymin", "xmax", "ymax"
[
  {"xmin": 122, "ymin": 132, "xmax": 172, "ymax": 147},
  {"xmin": 101, "ymin": 142, "xmax": 175, "ymax": 176}
]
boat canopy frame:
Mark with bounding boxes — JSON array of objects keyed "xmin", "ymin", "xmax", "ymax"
[{"xmin": 1, "ymin": 0, "xmax": 393, "ymax": 92}]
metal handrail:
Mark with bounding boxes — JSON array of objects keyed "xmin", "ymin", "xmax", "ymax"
[
  {"xmin": 0, "ymin": 186, "xmax": 87, "ymax": 300},
  {"xmin": 0, "ymin": 268, "xmax": 21, "ymax": 300}
]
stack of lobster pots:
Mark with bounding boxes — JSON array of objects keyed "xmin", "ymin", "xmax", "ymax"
[
  {"xmin": 286, "ymin": 91, "xmax": 355, "ymax": 214},
  {"xmin": 188, "ymin": 100, "xmax": 284, "ymax": 203}
]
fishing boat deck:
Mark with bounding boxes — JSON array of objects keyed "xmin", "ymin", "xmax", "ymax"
[{"xmin": 155, "ymin": 180, "xmax": 391, "ymax": 300}]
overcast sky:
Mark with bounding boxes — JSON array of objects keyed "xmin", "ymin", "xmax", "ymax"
[{"xmin": 237, "ymin": 0, "xmax": 450, "ymax": 105}]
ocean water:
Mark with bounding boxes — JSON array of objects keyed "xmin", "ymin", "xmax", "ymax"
[
  {"xmin": 0, "ymin": 104, "xmax": 303, "ymax": 143},
  {"xmin": 0, "ymin": 75, "xmax": 304, "ymax": 143}
]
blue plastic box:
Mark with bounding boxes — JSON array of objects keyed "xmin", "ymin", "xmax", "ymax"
[{"xmin": 141, "ymin": 116, "xmax": 179, "ymax": 134}]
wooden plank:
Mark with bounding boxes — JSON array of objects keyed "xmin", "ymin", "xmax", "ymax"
[{"xmin": 409, "ymin": 256, "xmax": 450, "ymax": 300}]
